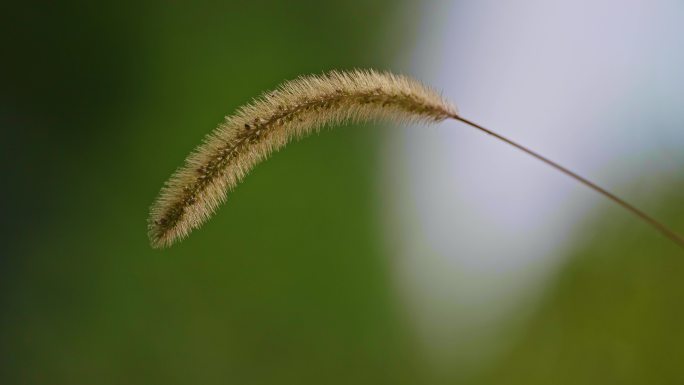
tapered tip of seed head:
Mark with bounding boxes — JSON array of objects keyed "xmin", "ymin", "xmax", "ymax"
[
  {"xmin": 148, "ymin": 230, "xmax": 167, "ymax": 249},
  {"xmin": 148, "ymin": 219, "xmax": 171, "ymax": 249},
  {"xmin": 150, "ymin": 237, "xmax": 172, "ymax": 249},
  {"xmin": 148, "ymin": 197, "xmax": 199, "ymax": 248}
]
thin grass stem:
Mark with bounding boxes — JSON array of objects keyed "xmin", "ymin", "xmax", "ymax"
[{"xmin": 452, "ymin": 114, "xmax": 684, "ymax": 249}]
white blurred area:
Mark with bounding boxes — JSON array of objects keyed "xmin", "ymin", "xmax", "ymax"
[{"xmin": 382, "ymin": 0, "xmax": 684, "ymax": 376}]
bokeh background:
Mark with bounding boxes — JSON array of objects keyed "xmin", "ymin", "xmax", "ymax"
[{"xmin": 2, "ymin": 1, "xmax": 683, "ymax": 384}]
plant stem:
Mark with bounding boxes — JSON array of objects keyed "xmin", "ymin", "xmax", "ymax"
[{"xmin": 451, "ymin": 114, "xmax": 684, "ymax": 250}]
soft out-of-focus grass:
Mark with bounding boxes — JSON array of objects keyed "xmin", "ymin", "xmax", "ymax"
[
  {"xmin": 1, "ymin": 1, "xmax": 422, "ymax": 384},
  {"xmin": 470, "ymin": 180, "xmax": 684, "ymax": 385}
]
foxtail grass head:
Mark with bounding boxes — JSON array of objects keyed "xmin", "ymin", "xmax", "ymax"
[{"xmin": 148, "ymin": 70, "xmax": 457, "ymax": 248}]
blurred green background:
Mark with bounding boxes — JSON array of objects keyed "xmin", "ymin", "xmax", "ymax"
[
  {"xmin": 2, "ymin": 1, "xmax": 420, "ymax": 383},
  {"xmin": 2, "ymin": 1, "xmax": 683, "ymax": 384}
]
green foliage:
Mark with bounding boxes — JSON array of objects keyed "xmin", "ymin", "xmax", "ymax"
[
  {"xmin": 1, "ymin": 1, "xmax": 420, "ymax": 384},
  {"xmin": 473, "ymin": 183, "xmax": 684, "ymax": 385}
]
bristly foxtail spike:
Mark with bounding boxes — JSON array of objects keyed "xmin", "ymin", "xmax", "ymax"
[{"xmin": 148, "ymin": 70, "xmax": 456, "ymax": 248}]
